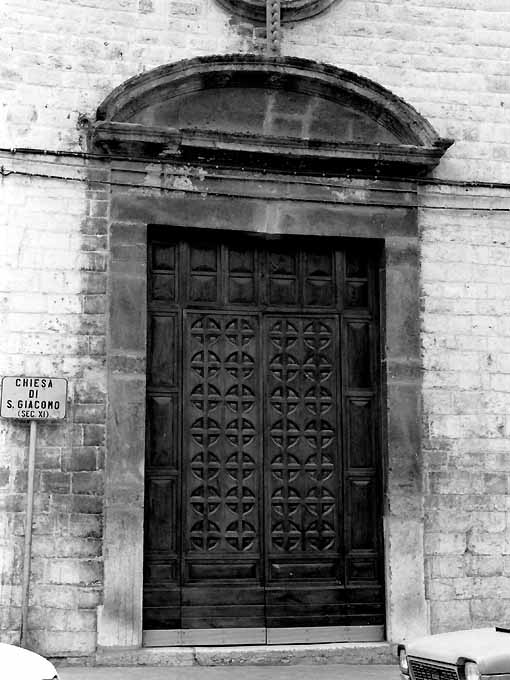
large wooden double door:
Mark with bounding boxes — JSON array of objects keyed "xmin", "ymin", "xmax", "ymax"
[{"xmin": 144, "ymin": 227, "xmax": 384, "ymax": 644}]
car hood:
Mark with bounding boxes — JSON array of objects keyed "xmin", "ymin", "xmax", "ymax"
[
  {"xmin": 407, "ymin": 629, "xmax": 510, "ymax": 675},
  {"xmin": 0, "ymin": 643, "xmax": 58, "ymax": 679}
]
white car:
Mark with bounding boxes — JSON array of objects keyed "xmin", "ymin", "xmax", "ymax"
[
  {"xmin": 399, "ymin": 628, "xmax": 510, "ymax": 680},
  {"xmin": 0, "ymin": 643, "xmax": 59, "ymax": 680}
]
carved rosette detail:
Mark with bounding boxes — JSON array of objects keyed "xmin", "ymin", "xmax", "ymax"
[
  {"xmin": 268, "ymin": 318, "xmax": 338, "ymax": 553},
  {"xmin": 188, "ymin": 315, "xmax": 258, "ymax": 553}
]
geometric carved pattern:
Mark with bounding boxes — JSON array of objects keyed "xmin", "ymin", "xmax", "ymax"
[
  {"xmin": 267, "ymin": 317, "xmax": 338, "ymax": 553},
  {"xmin": 186, "ymin": 314, "xmax": 259, "ymax": 553},
  {"xmin": 187, "ymin": 314, "xmax": 341, "ymax": 555}
]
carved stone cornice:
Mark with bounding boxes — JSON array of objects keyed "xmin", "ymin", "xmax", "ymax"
[
  {"xmin": 90, "ymin": 55, "xmax": 453, "ymax": 177},
  {"xmin": 91, "ymin": 121, "xmax": 451, "ymax": 177}
]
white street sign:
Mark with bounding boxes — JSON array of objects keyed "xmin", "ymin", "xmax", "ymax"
[{"xmin": 0, "ymin": 376, "xmax": 68, "ymax": 420}]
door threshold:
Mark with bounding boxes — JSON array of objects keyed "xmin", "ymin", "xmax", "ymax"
[
  {"xmin": 97, "ymin": 636, "xmax": 394, "ymax": 667},
  {"xmin": 143, "ymin": 625, "xmax": 384, "ymax": 646}
]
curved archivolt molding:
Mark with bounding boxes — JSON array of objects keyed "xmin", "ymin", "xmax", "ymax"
[
  {"xmin": 216, "ymin": 0, "xmax": 340, "ymax": 23},
  {"xmin": 91, "ymin": 54, "xmax": 453, "ymax": 176}
]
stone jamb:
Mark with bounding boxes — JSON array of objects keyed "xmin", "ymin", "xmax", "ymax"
[{"xmin": 98, "ymin": 215, "xmax": 147, "ymax": 648}]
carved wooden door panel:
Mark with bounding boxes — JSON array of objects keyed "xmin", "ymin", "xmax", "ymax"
[
  {"xmin": 144, "ymin": 228, "xmax": 384, "ymax": 642},
  {"xmin": 264, "ymin": 315, "xmax": 342, "ymax": 628},
  {"xmin": 181, "ymin": 312, "xmax": 264, "ymax": 630}
]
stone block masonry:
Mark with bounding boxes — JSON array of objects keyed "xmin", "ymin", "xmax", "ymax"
[
  {"xmin": 0, "ymin": 156, "xmax": 107, "ymax": 655},
  {"xmin": 420, "ymin": 185, "xmax": 510, "ymax": 633},
  {"xmin": 0, "ymin": 0, "xmax": 510, "ymax": 660},
  {"xmin": 1, "ymin": 154, "xmax": 509, "ymax": 657},
  {"xmin": 1, "ymin": 0, "xmax": 510, "ymax": 181}
]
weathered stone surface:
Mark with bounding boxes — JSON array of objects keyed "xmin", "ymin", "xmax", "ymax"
[
  {"xmin": 94, "ymin": 55, "xmax": 451, "ymax": 176},
  {"xmin": 95, "ymin": 642, "xmax": 394, "ymax": 666},
  {"xmin": 111, "ymin": 192, "xmax": 268, "ymax": 233},
  {"xmin": 1, "ymin": 0, "xmax": 510, "ymax": 659},
  {"xmin": 384, "ymin": 517, "xmax": 427, "ymax": 643},
  {"xmin": 106, "ymin": 378, "xmax": 145, "ymax": 499},
  {"xmin": 98, "ymin": 505, "xmax": 144, "ymax": 648},
  {"xmin": 109, "ymin": 276, "xmax": 146, "ymax": 352},
  {"xmin": 96, "ymin": 646, "xmax": 195, "ymax": 666},
  {"xmin": 193, "ymin": 643, "xmax": 395, "ymax": 666}
]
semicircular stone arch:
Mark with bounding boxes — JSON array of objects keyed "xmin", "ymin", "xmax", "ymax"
[{"xmin": 91, "ymin": 54, "xmax": 452, "ymax": 177}]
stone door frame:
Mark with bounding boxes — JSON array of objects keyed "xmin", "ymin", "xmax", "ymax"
[{"xmin": 96, "ymin": 163, "xmax": 426, "ymax": 649}]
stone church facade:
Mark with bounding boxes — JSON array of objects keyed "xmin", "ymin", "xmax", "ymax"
[{"xmin": 0, "ymin": 0, "xmax": 510, "ymax": 663}]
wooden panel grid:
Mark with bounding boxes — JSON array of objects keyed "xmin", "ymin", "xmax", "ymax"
[{"xmin": 144, "ymin": 228, "xmax": 384, "ymax": 639}]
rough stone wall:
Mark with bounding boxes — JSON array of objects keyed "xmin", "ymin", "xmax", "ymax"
[
  {"xmin": 0, "ymin": 0, "xmax": 509, "ymax": 656},
  {"xmin": 420, "ymin": 185, "xmax": 510, "ymax": 633},
  {"xmin": 0, "ymin": 157, "xmax": 108, "ymax": 655},
  {"xmin": 1, "ymin": 0, "xmax": 509, "ymax": 181}
]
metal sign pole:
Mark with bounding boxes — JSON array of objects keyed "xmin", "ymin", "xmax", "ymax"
[
  {"xmin": 1, "ymin": 375, "xmax": 68, "ymax": 646},
  {"xmin": 20, "ymin": 419, "xmax": 37, "ymax": 648}
]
